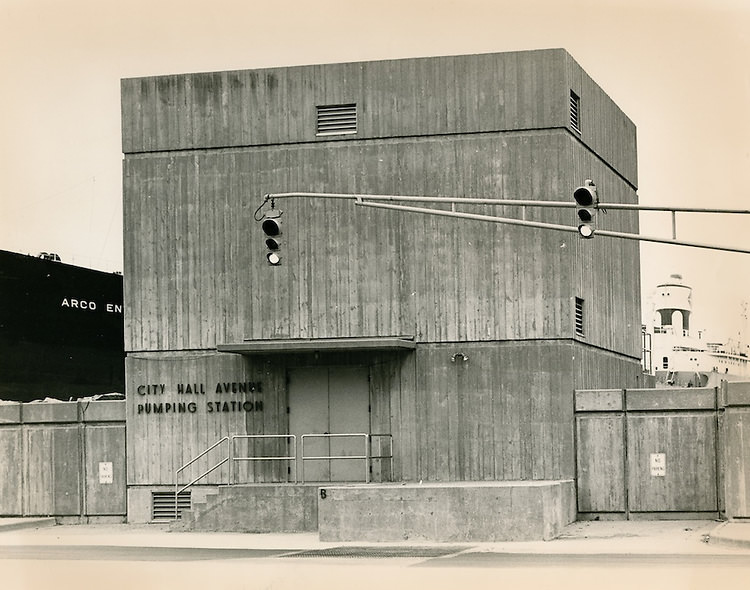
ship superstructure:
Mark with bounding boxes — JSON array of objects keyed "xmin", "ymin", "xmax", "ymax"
[{"xmin": 644, "ymin": 274, "xmax": 749, "ymax": 387}]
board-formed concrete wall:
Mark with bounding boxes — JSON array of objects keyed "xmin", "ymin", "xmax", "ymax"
[
  {"xmin": 0, "ymin": 399, "xmax": 126, "ymax": 519},
  {"xmin": 722, "ymin": 381, "xmax": 750, "ymax": 519},
  {"xmin": 576, "ymin": 383, "xmax": 750, "ymax": 519}
]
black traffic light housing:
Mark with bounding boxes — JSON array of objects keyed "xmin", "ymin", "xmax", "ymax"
[
  {"xmin": 261, "ymin": 210, "xmax": 283, "ymax": 266},
  {"xmin": 573, "ymin": 179, "xmax": 598, "ymax": 239}
]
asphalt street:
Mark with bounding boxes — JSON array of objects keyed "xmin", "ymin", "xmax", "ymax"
[
  {"xmin": 3, "ymin": 547, "xmax": 750, "ymax": 590},
  {"xmin": 3, "ymin": 539, "xmax": 750, "ymax": 590},
  {"xmin": 2, "ymin": 519, "xmax": 750, "ymax": 590}
]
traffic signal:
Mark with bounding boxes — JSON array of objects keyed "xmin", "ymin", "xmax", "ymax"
[
  {"xmin": 261, "ymin": 210, "xmax": 283, "ymax": 266},
  {"xmin": 573, "ymin": 179, "xmax": 598, "ymax": 239}
]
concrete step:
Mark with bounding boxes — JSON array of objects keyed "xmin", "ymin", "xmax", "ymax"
[
  {"xmin": 169, "ymin": 487, "xmax": 221, "ymax": 531},
  {"xmin": 173, "ymin": 484, "xmax": 320, "ymax": 533}
]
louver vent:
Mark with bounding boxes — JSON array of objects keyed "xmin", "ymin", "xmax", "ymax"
[
  {"xmin": 575, "ymin": 297, "xmax": 585, "ymax": 337},
  {"xmin": 152, "ymin": 491, "xmax": 191, "ymax": 521},
  {"xmin": 570, "ymin": 91, "xmax": 581, "ymax": 134},
  {"xmin": 316, "ymin": 104, "xmax": 357, "ymax": 136}
]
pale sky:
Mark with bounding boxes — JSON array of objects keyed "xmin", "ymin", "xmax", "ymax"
[{"xmin": 1, "ymin": 0, "xmax": 748, "ymax": 343}]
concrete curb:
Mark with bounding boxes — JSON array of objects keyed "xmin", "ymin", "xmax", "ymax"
[
  {"xmin": 708, "ymin": 522, "xmax": 750, "ymax": 549},
  {"xmin": 0, "ymin": 518, "xmax": 56, "ymax": 532}
]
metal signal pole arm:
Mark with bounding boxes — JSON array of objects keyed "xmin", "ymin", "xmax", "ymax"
[{"xmin": 260, "ymin": 192, "xmax": 750, "ymax": 255}]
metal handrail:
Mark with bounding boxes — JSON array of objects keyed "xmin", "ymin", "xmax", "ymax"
[
  {"xmin": 369, "ymin": 433, "xmax": 393, "ymax": 458},
  {"xmin": 230, "ymin": 434, "xmax": 297, "ymax": 483},
  {"xmin": 369, "ymin": 433, "xmax": 394, "ymax": 479},
  {"xmin": 174, "ymin": 431, "xmax": 396, "ymax": 519},
  {"xmin": 174, "ymin": 436, "xmax": 230, "ymax": 520},
  {"xmin": 301, "ymin": 433, "xmax": 371, "ymax": 483}
]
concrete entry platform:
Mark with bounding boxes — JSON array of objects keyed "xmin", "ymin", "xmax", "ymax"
[
  {"xmin": 317, "ymin": 480, "xmax": 576, "ymax": 542},
  {"xmin": 170, "ymin": 480, "xmax": 576, "ymax": 541}
]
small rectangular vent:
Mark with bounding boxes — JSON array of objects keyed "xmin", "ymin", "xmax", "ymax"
[
  {"xmin": 152, "ymin": 491, "xmax": 191, "ymax": 521},
  {"xmin": 575, "ymin": 297, "xmax": 585, "ymax": 337},
  {"xmin": 316, "ymin": 103, "xmax": 357, "ymax": 136},
  {"xmin": 570, "ymin": 91, "xmax": 581, "ymax": 134}
]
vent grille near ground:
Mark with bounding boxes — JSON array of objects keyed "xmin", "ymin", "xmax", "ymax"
[
  {"xmin": 316, "ymin": 104, "xmax": 357, "ymax": 136},
  {"xmin": 152, "ymin": 491, "xmax": 191, "ymax": 521},
  {"xmin": 281, "ymin": 546, "xmax": 467, "ymax": 559},
  {"xmin": 570, "ymin": 91, "xmax": 581, "ymax": 134}
]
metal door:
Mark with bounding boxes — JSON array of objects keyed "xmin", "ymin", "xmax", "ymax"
[
  {"xmin": 329, "ymin": 367, "xmax": 370, "ymax": 481},
  {"xmin": 288, "ymin": 366, "xmax": 370, "ymax": 482}
]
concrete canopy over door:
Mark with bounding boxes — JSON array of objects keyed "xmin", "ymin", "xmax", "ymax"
[{"xmin": 288, "ymin": 366, "xmax": 370, "ymax": 482}]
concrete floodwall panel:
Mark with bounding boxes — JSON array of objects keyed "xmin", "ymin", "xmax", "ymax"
[
  {"xmin": 626, "ymin": 412, "xmax": 717, "ymax": 512},
  {"xmin": 0, "ymin": 402, "xmax": 23, "ymax": 514},
  {"xmin": 23, "ymin": 425, "xmax": 82, "ymax": 516},
  {"xmin": 576, "ymin": 387, "xmax": 721, "ymax": 518},
  {"xmin": 576, "ymin": 412, "xmax": 626, "ymax": 513},
  {"xmin": 0, "ymin": 399, "xmax": 126, "ymax": 518},
  {"xmin": 84, "ymin": 424, "xmax": 127, "ymax": 515},
  {"xmin": 721, "ymin": 381, "xmax": 750, "ymax": 519}
]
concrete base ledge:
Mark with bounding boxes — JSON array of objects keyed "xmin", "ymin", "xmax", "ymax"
[
  {"xmin": 318, "ymin": 480, "xmax": 576, "ymax": 542},
  {"xmin": 708, "ymin": 521, "xmax": 750, "ymax": 549},
  {"xmin": 0, "ymin": 517, "xmax": 56, "ymax": 532}
]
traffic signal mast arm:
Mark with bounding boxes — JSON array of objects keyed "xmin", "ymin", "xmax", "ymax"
[{"xmin": 260, "ymin": 192, "xmax": 750, "ymax": 255}]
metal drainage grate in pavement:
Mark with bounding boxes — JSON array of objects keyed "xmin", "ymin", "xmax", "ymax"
[{"xmin": 280, "ymin": 546, "xmax": 467, "ymax": 559}]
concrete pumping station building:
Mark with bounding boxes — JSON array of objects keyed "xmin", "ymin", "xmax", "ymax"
[{"xmin": 118, "ymin": 48, "xmax": 649, "ymax": 540}]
